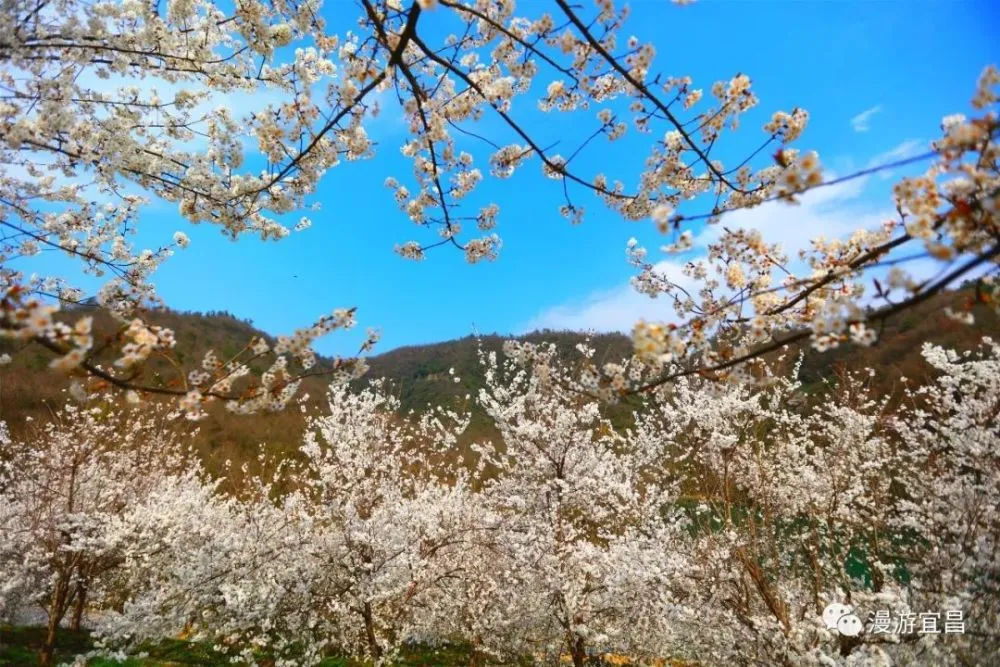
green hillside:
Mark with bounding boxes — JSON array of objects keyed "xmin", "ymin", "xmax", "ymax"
[{"xmin": 1, "ymin": 286, "xmax": 997, "ymax": 481}]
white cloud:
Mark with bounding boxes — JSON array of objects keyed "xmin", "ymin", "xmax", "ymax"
[
  {"xmin": 525, "ymin": 176, "xmax": 894, "ymax": 334},
  {"xmin": 522, "ymin": 261, "xmax": 697, "ymax": 333},
  {"xmin": 850, "ymin": 105, "xmax": 883, "ymax": 132},
  {"xmin": 366, "ymin": 88, "xmax": 410, "ymax": 139},
  {"xmin": 865, "ymin": 138, "xmax": 927, "ymax": 179},
  {"xmin": 695, "ymin": 176, "xmax": 888, "ymax": 253},
  {"xmin": 867, "ymin": 138, "xmax": 925, "ymax": 165}
]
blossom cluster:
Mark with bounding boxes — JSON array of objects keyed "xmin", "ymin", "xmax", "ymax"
[
  {"xmin": 4, "ymin": 337, "xmax": 997, "ymax": 666},
  {"xmin": 3, "ymin": 0, "xmax": 995, "ymax": 406},
  {"xmin": 625, "ymin": 66, "xmax": 998, "ymax": 382}
]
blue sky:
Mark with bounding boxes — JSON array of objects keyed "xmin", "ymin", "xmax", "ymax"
[{"xmin": 24, "ymin": 0, "xmax": 1000, "ymax": 357}]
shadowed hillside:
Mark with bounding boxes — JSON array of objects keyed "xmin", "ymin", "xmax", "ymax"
[
  {"xmin": 361, "ymin": 330, "xmax": 635, "ymax": 438},
  {"xmin": 790, "ymin": 284, "xmax": 1000, "ymax": 397},
  {"xmin": 1, "ymin": 285, "xmax": 997, "ymax": 480},
  {"xmin": 0, "ymin": 311, "xmax": 633, "ymax": 477}
]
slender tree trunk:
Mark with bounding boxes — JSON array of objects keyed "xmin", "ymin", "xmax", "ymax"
[
  {"xmin": 569, "ymin": 635, "xmax": 587, "ymax": 667},
  {"xmin": 40, "ymin": 577, "xmax": 70, "ymax": 667},
  {"xmin": 468, "ymin": 637, "xmax": 486, "ymax": 667},
  {"xmin": 70, "ymin": 583, "xmax": 87, "ymax": 632},
  {"xmin": 362, "ymin": 602, "xmax": 382, "ymax": 661}
]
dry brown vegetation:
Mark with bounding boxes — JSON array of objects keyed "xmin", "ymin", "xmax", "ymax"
[{"xmin": 1, "ymin": 286, "xmax": 996, "ymax": 486}]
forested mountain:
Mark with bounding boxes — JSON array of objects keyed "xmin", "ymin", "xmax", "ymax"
[{"xmin": 2, "ymin": 286, "xmax": 997, "ymax": 480}]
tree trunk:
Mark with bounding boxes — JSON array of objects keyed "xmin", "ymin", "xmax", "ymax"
[
  {"xmin": 40, "ymin": 578, "xmax": 70, "ymax": 667},
  {"xmin": 570, "ymin": 635, "xmax": 587, "ymax": 667},
  {"xmin": 468, "ymin": 638, "xmax": 486, "ymax": 667},
  {"xmin": 362, "ymin": 602, "xmax": 382, "ymax": 661},
  {"xmin": 70, "ymin": 583, "xmax": 87, "ymax": 632}
]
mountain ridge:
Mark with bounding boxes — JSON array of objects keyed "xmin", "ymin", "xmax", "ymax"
[{"xmin": 1, "ymin": 286, "xmax": 997, "ymax": 481}]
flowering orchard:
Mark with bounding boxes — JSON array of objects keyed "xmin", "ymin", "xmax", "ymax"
[
  {"xmin": 0, "ymin": 403, "xmax": 201, "ymax": 665},
  {"xmin": 1, "ymin": 0, "xmax": 998, "ymax": 414},
  {"xmin": 1, "ymin": 1, "xmax": 998, "ymax": 663},
  {"xmin": 1, "ymin": 338, "xmax": 998, "ymax": 665}
]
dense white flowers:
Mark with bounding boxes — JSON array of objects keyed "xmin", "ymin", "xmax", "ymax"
[
  {"xmin": 4, "ymin": 337, "xmax": 996, "ymax": 666},
  {"xmin": 0, "ymin": 403, "xmax": 203, "ymax": 665},
  {"xmin": 1, "ymin": 2, "xmax": 998, "ymax": 659},
  {"xmin": 1, "ymin": 0, "xmax": 995, "ymax": 407}
]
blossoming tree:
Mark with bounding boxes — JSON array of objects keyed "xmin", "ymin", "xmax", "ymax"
[
  {"xmin": 472, "ymin": 341, "xmax": 694, "ymax": 665},
  {"xmin": 286, "ymin": 381, "xmax": 475, "ymax": 662},
  {"xmin": 0, "ymin": 401, "xmax": 201, "ymax": 665},
  {"xmin": 2, "ymin": 0, "xmax": 997, "ymax": 413},
  {"xmin": 2, "ymin": 335, "xmax": 998, "ymax": 665},
  {"xmin": 91, "ymin": 381, "xmax": 479, "ymax": 665}
]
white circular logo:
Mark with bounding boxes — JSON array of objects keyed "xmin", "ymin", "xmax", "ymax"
[
  {"xmin": 837, "ymin": 613, "xmax": 864, "ymax": 637},
  {"xmin": 822, "ymin": 602, "xmax": 853, "ymax": 629}
]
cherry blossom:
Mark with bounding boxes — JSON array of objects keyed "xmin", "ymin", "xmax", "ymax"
[{"xmin": 4, "ymin": 0, "xmax": 993, "ymax": 404}]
